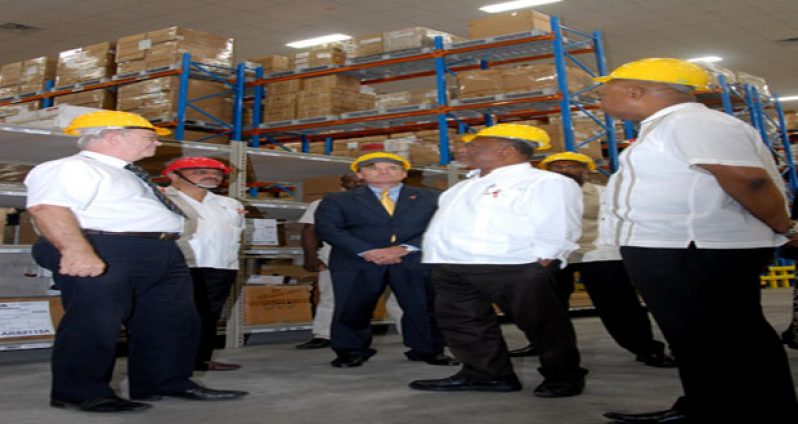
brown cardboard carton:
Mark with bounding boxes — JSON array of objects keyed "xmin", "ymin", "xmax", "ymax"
[
  {"xmin": 383, "ymin": 27, "xmax": 465, "ymax": 52},
  {"xmin": 115, "ymin": 27, "xmax": 234, "ymax": 73},
  {"xmin": 248, "ymin": 55, "xmax": 290, "ymax": 73},
  {"xmin": 55, "ymin": 42, "xmax": 115, "ymax": 86},
  {"xmin": 467, "ymin": 10, "xmax": 552, "ymax": 39},
  {"xmin": 0, "ymin": 86, "xmax": 18, "ymax": 98},
  {"xmin": 301, "ymin": 75, "xmax": 360, "ymax": 93},
  {"xmin": 117, "ymin": 76, "xmax": 232, "ymax": 122},
  {"xmin": 20, "ymin": 57, "xmax": 56, "ymax": 84},
  {"xmin": 456, "ymin": 69, "xmax": 504, "ymax": 97},
  {"xmin": 54, "ymin": 89, "xmax": 115, "ymax": 109},
  {"xmin": 289, "ymin": 48, "xmax": 346, "ymax": 68},
  {"xmin": 0, "ymin": 62, "xmax": 23, "ymax": 87},
  {"xmin": 351, "ymin": 33, "xmax": 384, "ymax": 57},
  {"xmin": 266, "ymin": 80, "xmax": 302, "ymax": 96},
  {"xmin": 0, "ymin": 296, "xmax": 64, "ymax": 341},
  {"xmin": 243, "ymin": 284, "xmax": 313, "ymax": 325},
  {"xmin": 539, "ymin": 120, "xmax": 603, "ymax": 160}
]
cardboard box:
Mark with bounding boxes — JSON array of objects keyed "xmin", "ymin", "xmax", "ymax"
[
  {"xmin": 289, "ymin": 48, "xmax": 346, "ymax": 69},
  {"xmin": 281, "ymin": 222, "xmax": 304, "ymax": 247},
  {"xmin": 248, "ymin": 55, "xmax": 290, "ymax": 73},
  {"xmin": 456, "ymin": 64, "xmax": 593, "ymax": 98},
  {"xmin": 0, "ymin": 296, "xmax": 64, "ymax": 342},
  {"xmin": 468, "ymin": 10, "xmax": 552, "ymax": 39},
  {"xmin": 266, "ymin": 80, "xmax": 302, "ymax": 96},
  {"xmin": 383, "ymin": 27, "xmax": 465, "ymax": 52},
  {"xmin": 54, "ymin": 89, "xmax": 115, "ymax": 109},
  {"xmin": 455, "ymin": 69, "xmax": 504, "ymax": 97},
  {"xmin": 55, "ymin": 42, "xmax": 115, "ymax": 87},
  {"xmin": 301, "ymin": 75, "xmax": 361, "ymax": 93},
  {"xmin": 259, "ymin": 260, "xmax": 316, "ymax": 284},
  {"xmin": 538, "ymin": 119, "xmax": 604, "ymax": 160},
  {"xmin": 0, "ymin": 62, "xmax": 23, "ymax": 87},
  {"xmin": 0, "ymin": 86, "xmax": 17, "ymax": 98},
  {"xmin": 302, "ymin": 175, "xmax": 343, "ymax": 202},
  {"xmin": 2, "ymin": 104, "xmax": 103, "ymax": 129},
  {"xmin": 117, "ymin": 76, "xmax": 232, "ymax": 122},
  {"xmin": 243, "ymin": 218, "xmax": 279, "ymax": 245},
  {"xmin": 0, "ymin": 103, "xmax": 39, "ymax": 121},
  {"xmin": 351, "ymin": 33, "xmax": 384, "ymax": 57},
  {"xmin": 116, "ymin": 27, "xmax": 234, "ymax": 72},
  {"xmin": 243, "ymin": 284, "xmax": 313, "ymax": 325}
]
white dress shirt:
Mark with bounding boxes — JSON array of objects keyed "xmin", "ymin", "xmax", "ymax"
[
  {"xmin": 167, "ymin": 187, "xmax": 244, "ymax": 270},
  {"xmin": 25, "ymin": 151, "xmax": 183, "ymax": 232},
  {"xmin": 604, "ymin": 102, "xmax": 787, "ymax": 249},
  {"xmin": 423, "ymin": 162, "xmax": 583, "ymax": 266},
  {"xmin": 572, "ymin": 183, "xmax": 622, "ymax": 263},
  {"xmin": 298, "ymin": 199, "xmax": 331, "ymax": 262}
]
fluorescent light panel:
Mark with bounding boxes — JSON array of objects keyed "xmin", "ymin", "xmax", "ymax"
[
  {"xmin": 480, "ymin": 0, "xmax": 562, "ymax": 14},
  {"xmin": 778, "ymin": 95, "xmax": 798, "ymax": 102},
  {"xmin": 686, "ymin": 56, "xmax": 723, "ymax": 63},
  {"xmin": 286, "ymin": 33, "xmax": 351, "ymax": 49}
]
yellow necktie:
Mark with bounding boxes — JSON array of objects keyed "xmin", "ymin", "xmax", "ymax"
[
  {"xmin": 380, "ymin": 190, "xmax": 397, "ymax": 242},
  {"xmin": 380, "ymin": 190, "xmax": 395, "ymax": 216}
]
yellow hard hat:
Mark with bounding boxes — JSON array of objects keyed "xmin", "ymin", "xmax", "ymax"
[
  {"xmin": 461, "ymin": 123, "xmax": 551, "ymax": 151},
  {"xmin": 539, "ymin": 151, "xmax": 597, "ymax": 171},
  {"xmin": 593, "ymin": 58, "xmax": 710, "ymax": 90},
  {"xmin": 64, "ymin": 110, "xmax": 172, "ymax": 136},
  {"xmin": 350, "ymin": 152, "xmax": 411, "ymax": 172}
]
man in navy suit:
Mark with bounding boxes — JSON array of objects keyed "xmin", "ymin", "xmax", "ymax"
[{"xmin": 315, "ymin": 152, "xmax": 457, "ymax": 368}]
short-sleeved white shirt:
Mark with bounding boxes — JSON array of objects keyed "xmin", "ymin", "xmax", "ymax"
[
  {"xmin": 24, "ymin": 151, "xmax": 183, "ymax": 232},
  {"xmin": 167, "ymin": 187, "xmax": 244, "ymax": 269},
  {"xmin": 604, "ymin": 102, "xmax": 787, "ymax": 249},
  {"xmin": 298, "ymin": 199, "xmax": 331, "ymax": 261}
]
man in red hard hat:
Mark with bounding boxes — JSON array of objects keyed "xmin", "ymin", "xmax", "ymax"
[{"xmin": 162, "ymin": 157, "xmax": 245, "ymax": 372}]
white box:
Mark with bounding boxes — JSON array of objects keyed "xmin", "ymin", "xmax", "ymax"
[{"xmin": 243, "ymin": 218, "xmax": 279, "ymax": 245}]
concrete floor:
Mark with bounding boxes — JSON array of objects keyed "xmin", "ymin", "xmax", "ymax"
[{"xmin": 1, "ymin": 289, "xmax": 796, "ymax": 424}]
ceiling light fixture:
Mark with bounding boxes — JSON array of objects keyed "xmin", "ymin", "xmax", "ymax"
[
  {"xmin": 686, "ymin": 56, "xmax": 723, "ymax": 63},
  {"xmin": 778, "ymin": 95, "xmax": 798, "ymax": 102},
  {"xmin": 286, "ymin": 33, "xmax": 351, "ymax": 49},
  {"xmin": 480, "ymin": 0, "xmax": 562, "ymax": 14}
]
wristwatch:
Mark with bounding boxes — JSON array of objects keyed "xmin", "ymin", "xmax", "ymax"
[{"xmin": 783, "ymin": 221, "xmax": 798, "ymax": 237}]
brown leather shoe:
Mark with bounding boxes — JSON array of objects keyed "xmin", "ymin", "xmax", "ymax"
[{"xmin": 196, "ymin": 361, "xmax": 241, "ymax": 371}]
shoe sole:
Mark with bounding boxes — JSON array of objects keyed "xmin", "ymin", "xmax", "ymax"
[
  {"xmin": 51, "ymin": 400, "xmax": 151, "ymax": 412},
  {"xmin": 408, "ymin": 384, "xmax": 522, "ymax": 392}
]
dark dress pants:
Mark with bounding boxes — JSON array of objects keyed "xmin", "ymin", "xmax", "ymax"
[
  {"xmin": 32, "ymin": 235, "xmax": 200, "ymax": 402},
  {"xmin": 190, "ymin": 267, "xmax": 237, "ymax": 367},
  {"xmin": 330, "ymin": 264, "xmax": 443, "ymax": 357},
  {"xmin": 432, "ymin": 263, "xmax": 586, "ymax": 382},
  {"xmin": 621, "ymin": 245, "xmax": 798, "ymax": 424}
]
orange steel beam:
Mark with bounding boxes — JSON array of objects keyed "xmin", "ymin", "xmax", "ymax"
[{"xmin": 0, "ymin": 69, "xmax": 182, "ymax": 107}]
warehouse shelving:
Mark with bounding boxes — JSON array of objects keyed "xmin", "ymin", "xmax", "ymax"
[{"xmin": 247, "ymin": 17, "xmax": 620, "ymax": 171}]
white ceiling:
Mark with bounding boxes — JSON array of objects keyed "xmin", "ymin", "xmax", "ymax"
[{"xmin": 1, "ymin": 0, "xmax": 797, "ymax": 95}]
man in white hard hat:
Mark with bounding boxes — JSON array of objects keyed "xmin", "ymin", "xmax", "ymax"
[{"xmin": 596, "ymin": 58, "xmax": 798, "ymax": 424}]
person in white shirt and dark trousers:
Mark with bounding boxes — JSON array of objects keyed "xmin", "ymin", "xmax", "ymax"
[
  {"xmin": 25, "ymin": 111, "xmax": 246, "ymax": 413},
  {"xmin": 162, "ymin": 157, "xmax": 245, "ymax": 372},
  {"xmin": 596, "ymin": 58, "xmax": 798, "ymax": 424},
  {"xmin": 410, "ymin": 124, "xmax": 588, "ymax": 397}
]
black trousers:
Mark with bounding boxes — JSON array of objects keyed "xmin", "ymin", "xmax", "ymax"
[
  {"xmin": 621, "ymin": 245, "xmax": 798, "ymax": 423},
  {"xmin": 432, "ymin": 263, "xmax": 585, "ymax": 382},
  {"xmin": 32, "ymin": 235, "xmax": 200, "ymax": 402},
  {"xmin": 330, "ymin": 265, "xmax": 443, "ymax": 356},
  {"xmin": 190, "ymin": 267, "xmax": 237, "ymax": 367},
  {"xmin": 558, "ymin": 261, "xmax": 664, "ymax": 357}
]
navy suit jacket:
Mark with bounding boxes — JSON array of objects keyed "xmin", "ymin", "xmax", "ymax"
[{"xmin": 315, "ymin": 185, "xmax": 440, "ymax": 271}]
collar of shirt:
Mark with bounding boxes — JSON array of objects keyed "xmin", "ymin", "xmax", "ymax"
[
  {"xmin": 641, "ymin": 102, "xmax": 704, "ymax": 126},
  {"xmin": 79, "ymin": 150, "xmax": 129, "ymax": 168},
  {"xmin": 472, "ymin": 162, "xmax": 533, "ymax": 180},
  {"xmin": 368, "ymin": 183, "xmax": 403, "ymax": 202}
]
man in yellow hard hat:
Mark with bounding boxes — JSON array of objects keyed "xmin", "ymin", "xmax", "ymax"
[
  {"xmin": 25, "ymin": 111, "xmax": 247, "ymax": 413},
  {"xmin": 535, "ymin": 152, "xmax": 674, "ymax": 368},
  {"xmin": 595, "ymin": 58, "xmax": 798, "ymax": 424},
  {"xmin": 410, "ymin": 124, "xmax": 588, "ymax": 397},
  {"xmin": 315, "ymin": 152, "xmax": 457, "ymax": 368}
]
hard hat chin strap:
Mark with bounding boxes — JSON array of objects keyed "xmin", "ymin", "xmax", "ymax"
[{"xmin": 174, "ymin": 170, "xmax": 220, "ymax": 190}]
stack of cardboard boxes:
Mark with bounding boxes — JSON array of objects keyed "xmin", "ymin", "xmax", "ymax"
[
  {"xmin": 455, "ymin": 63, "xmax": 594, "ymax": 98},
  {"xmin": 115, "ymin": 27, "xmax": 234, "ymax": 75},
  {"xmin": 117, "ymin": 77, "xmax": 232, "ymax": 123},
  {"xmin": 289, "ymin": 47, "xmax": 346, "ymax": 69},
  {"xmin": 262, "ymin": 74, "xmax": 375, "ymax": 123},
  {"xmin": 382, "ymin": 27, "xmax": 465, "ymax": 52},
  {"xmin": 467, "ymin": 10, "xmax": 552, "ymax": 39},
  {"xmin": 0, "ymin": 57, "xmax": 56, "ymax": 98},
  {"xmin": 55, "ymin": 42, "xmax": 115, "ymax": 87},
  {"xmin": 376, "ymin": 89, "xmax": 439, "ymax": 109}
]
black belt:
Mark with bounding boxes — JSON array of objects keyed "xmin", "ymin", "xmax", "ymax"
[{"xmin": 83, "ymin": 229, "xmax": 180, "ymax": 240}]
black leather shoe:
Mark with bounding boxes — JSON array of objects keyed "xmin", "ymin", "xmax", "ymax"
[
  {"xmin": 51, "ymin": 396, "xmax": 152, "ymax": 413},
  {"xmin": 404, "ymin": 351, "xmax": 460, "ymax": 366},
  {"xmin": 409, "ymin": 375, "xmax": 522, "ymax": 392},
  {"xmin": 603, "ymin": 408, "xmax": 687, "ymax": 423},
  {"xmin": 508, "ymin": 344, "xmax": 540, "ymax": 357},
  {"xmin": 195, "ymin": 361, "xmax": 242, "ymax": 371},
  {"xmin": 533, "ymin": 377, "xmax": 585, "ymax": 398},
  {"xmin": 295, "ymin": 338, "xmax": 331, "ymax": 349},
  {"xmin": 331, "ymin": 349, "xmax": 376, "ymax": 368},
  {"xmin": 135, "ymin": 387, "xmax": 248, "ymax": 401},
  {"xmin": 636, "ymin": 352, "xmax": 677, "ymax": 368}
]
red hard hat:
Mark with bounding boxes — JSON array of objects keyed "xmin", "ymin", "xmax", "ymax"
[{"xmin": 161, "ymin": 157, "xmax": 232, "ymax": 175}]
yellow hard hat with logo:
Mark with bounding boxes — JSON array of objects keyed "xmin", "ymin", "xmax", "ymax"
[
  {"xmin": 461, "ymin": 123, "xmax": 551, "ymax": 151},
  {"xmin": 593, "ymin": 58, "xmax": 710, "ymax": 90},
  {"xmin": 350, "ymin": 152, "xmax": 411, "ymax": 172},
  {"xmin": 539, "ymin": 151, "xmax": 597, "ymax": 171},
  {"xmin": 64, "ymin": 110, "xmax": 172, "ymax": 136}
]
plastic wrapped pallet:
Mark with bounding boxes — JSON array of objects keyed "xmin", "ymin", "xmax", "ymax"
[
  {"xmin": 383, "ymin": 27, "xmax": 465, "ymax": 52},
  {"xmin": 0, "ymin": 103, "xmax": 38, "ymax": 121},
  {"xmin": 55, "ymin": 42, "xmax": 115, "ymax": 87},
  {"xmin": 295, "ymin": 89, "xmax": 375, "ymax": 119},
  {"xmin": 455, "ymin": 69, "xmax": 504, "ymax": 97},
  {"xmin": 735, "ymin": 71, "xmax": 771, "ymax": 97},
  {"xmin": 115, "ymin": 27, "xmax": 234, "ymax": 75},
  {"xmin": 0, "ymin": 57, "xmax": 56, "ymax": 94},
  {"xmin": 695, "ymin": 62, "xmax": 736, "ymax": 89},
  {"xmin": 376, "ymin": 89, "xmax": 439, "ymax": 109},
  {"xmin": 350, "ymin": 33, "xmax": 384, "ymax": 57},
  {"xmin": 455, "ymin": 64, "xmax": 593, "ymax": 98},
  {"xmin": 468, "ymin": 10, "xmax": 552, "ymax": 39},
  {"xmin": 116, "ymin": 76, "xmax": 232, "ymax": 122},
  {"xmin": 266, "ymin": 80, "xmax": 302, "ymax": 96},
  {"xmin": 247, "ymin": 55, "xmax": 290, "ymax": 74},
  {"xmin": 289, "ymin": 47, "xmax": 346, "ymax": 69},
  {"xmin": 54, "ymin": 89, "xmax": 115, "ymax": 110},
  {"xmin": 264, "ymin": 93, "xmax": 297, "ymax": 122},
  {"xmin": 3, "ymin": 104, "xmax": 104, "ymax": 129},
  {"xmin": 0, "ymin": 62, "xmax": 23, "ymax": 88}
]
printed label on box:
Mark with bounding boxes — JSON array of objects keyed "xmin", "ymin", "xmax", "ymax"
[
  {"xmin": 0, "ymin": 301, "xmax": 54, "ymax": 339},
  {"xmin": 138, "ymin": 39, "xmax": 152, "ymax": 50}
]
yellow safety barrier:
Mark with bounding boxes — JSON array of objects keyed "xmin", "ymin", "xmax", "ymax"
[{"xmin": 760, "ymin": 265, "xmax": 796, "ymax": 289}]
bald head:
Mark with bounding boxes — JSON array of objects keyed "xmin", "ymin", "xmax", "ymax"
[{"xmin": 598, "ymin": 79, "xmax": 696, "ymax": 121}]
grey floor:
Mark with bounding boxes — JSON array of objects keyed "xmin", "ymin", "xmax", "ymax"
[{"xmin": 1, "ymin": 289, "xmax": 797, "ymax": 424}]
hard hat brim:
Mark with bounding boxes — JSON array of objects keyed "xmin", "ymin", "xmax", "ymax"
[{"xmin": 593, "ymin": 76, "xmax": 611, "ymax": 84}]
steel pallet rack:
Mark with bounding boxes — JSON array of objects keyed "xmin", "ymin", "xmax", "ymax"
[{"xmin": 247, "ymin": 16, "xmax": 620, "ymax": 173}]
